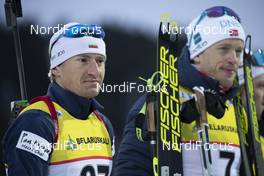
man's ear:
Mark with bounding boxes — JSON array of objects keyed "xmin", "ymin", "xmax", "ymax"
[
  {"xmin": 192, "ymin": 55, "xmax": 201, "ymax": 64},
  {"xmin": 51, "ymin": 67, "xmax": 61, "ymax": 77}
]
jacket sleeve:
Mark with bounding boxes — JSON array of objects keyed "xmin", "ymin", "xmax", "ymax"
[
  {"xmin": 2, "ymin": 110, "xmax": 55, "ymax": 176},
  {"xmin": 114, "ymin": 95, "xmax": 154, "ymax": 176}
]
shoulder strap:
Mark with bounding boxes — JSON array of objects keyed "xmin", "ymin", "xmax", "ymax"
[
  {"xmin": 93, "ymin": 110, "xmax": 108, "ymax": 129},
  {"xmin": 30, "ymin": 96, "xmax": 59, "ymax": 143}
]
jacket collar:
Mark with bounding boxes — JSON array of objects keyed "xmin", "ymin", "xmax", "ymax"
[{"xmin": 47, "ymin": 82, "xmax": 103, "ymax": 120}]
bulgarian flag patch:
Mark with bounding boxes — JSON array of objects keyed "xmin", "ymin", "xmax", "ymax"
[{"xmin": 88, "ymin": 44, "xmax": 98, "ymax": 48}]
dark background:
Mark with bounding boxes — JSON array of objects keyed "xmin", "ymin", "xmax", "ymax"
[
  {"xmin": 1, "ymin": 1, "xmax": 263, "ymax": 175},
  {"xmin": 0, "ymin": 22, "xmax": 156, "ymax": 175}
]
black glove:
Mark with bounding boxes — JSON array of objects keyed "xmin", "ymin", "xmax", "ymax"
[
  {"xmin": 180, "ymin": 91, "xmax": 227, "ymax": 123},
  {"xmin": 204, "ymin": 91, "xmax": 227, "ymax": 119},
  {"xmin": 180, "ymin": 98, "xmax": 199, "ymax": 123}
]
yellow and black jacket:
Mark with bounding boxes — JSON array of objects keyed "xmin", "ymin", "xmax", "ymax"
[{"xmin": 3, "ymin": 82, "xmax": 114, "ymax": 176}]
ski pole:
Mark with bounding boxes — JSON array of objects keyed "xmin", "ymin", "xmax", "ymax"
[
  {"xmin": 193, "ymin": 86, "xmax": 213, "ymax": 176},
  {"xmin": 5, "ymin": 0, "xmax": 27, "ymax": 100},
  {"xmin": 139, "ymin": 71, "xmax": 165, "ymax": 176},
  {"xmin": 146, "ymin": 92, "xmax": 159, "ymax": 176}
]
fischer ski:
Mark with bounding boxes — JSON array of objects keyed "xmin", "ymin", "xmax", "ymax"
[
  {"xmin": 136, "ymin": 13, "xmax": 187, "ymax": 176},
  {"xmin": 242, "ymin": 35, "xmax": 264, "ymax": 175},
  {"xmin": 233, "ymin": 77, "xmax": 253, "ymax": 176},
  {"xmin": 156, "ymin": 13, "xmax": 183, "ymax": 176}
]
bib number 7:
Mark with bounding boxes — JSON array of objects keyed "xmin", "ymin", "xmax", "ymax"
[{"xmin": 219, "ymin": 151, "xmax": 235, "ymax": 176}]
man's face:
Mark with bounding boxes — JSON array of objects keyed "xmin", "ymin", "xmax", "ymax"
[
  {"xmin": 53, "ymin": 53, "xmax": 106, "ymax": 99},
  {"xmin": 194, "ymin": 39, "xmax": 244, "ymax": 88},
  {"xmin": 253, "ymin": 74, "xmax": 264, "ymax": 120}
]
